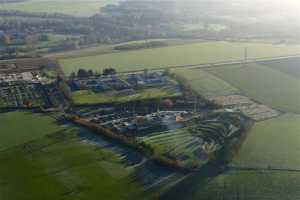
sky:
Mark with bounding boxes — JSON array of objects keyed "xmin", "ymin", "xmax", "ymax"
[
  {"xmin": 171, "ymin": 0, "xmax": 300, "ymax": 18},
  {"xmin": 235, "ymin": 0, "xmax": 300, "ymax": 13}
]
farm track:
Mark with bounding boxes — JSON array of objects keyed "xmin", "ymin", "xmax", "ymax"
[{"xmin": 91, "ymin": 54, "xmax": 300, "ymax": 76}]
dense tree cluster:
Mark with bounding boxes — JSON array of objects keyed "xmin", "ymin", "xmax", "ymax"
[{"xmin": 74, "ymin": 68, "xmax": 116, "ymax": 79}]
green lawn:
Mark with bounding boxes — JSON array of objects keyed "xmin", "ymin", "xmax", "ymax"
[
  {"xmin": 0, "ymin": 0, "xmax": 119, "ymax": 16},
  {"xmin": 0, "ymin": 111, "xmax": 149, "ymax": 200},
  {"xmin": 171, "ymin": 68, "xmax": 239, "ymax": 98},
  {"xmin": 60, "ymin": 41, "xmax": 300, "ymax": 75},
  {"xmin": 72, "ymin": 87, "xmax": 181, "ymax": 105},
  {"xmin": 162, "ymin": 170, "xmax": 300, "ymax": 200},
  {"xmin": 0, "ymin": 111, "xmax": 63, "ymax": 151},
  {"xmin": 232, "ymin": 114, "xmax": 300, "ymax": 169},
  {"xmin": 206, "ymin": 63, "xmax": 300, "ymax": 113}
]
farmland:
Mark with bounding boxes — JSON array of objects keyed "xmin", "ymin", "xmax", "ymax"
[
  {"xmin": 0, "ymin": 0, "xmax": 119, "ymax": 16},
  {"xmin": 260, "ymin": 57, "xmax": 300, "ymax": 79},
  {"xmin": 162, "ymin": 170, "xmax": 300, "ymax": 200},
  {"xmin": 0, "ymin": 0, "xmax": 299, "ymax": 198},
  {"xmin": 232, "ymin": 114, "xmax": 300, "ymax": 169},
  {"xmin": 0, "ymin": 48, "xmax": 299, "ymax": 199},
  {"xmin": 0, "ymin": 111, "xmax": 149, "ymax": 200},
  {"xmin": 60, "ymin": 41, "xmax": 300, "ymax": 75},
  {"xmin": 48, "ymin": 39, "xmax": 189, "ymax": 59},
  {"xmin": 0, "ymin": 111, "xmax": 63, "ymax": 150},
  {"xmin": 0, "ymin": 56, "xmax": 299, "ymax": 199},
  {"xmin": 206, "ymin": 63, "xmax": 300, "ymax": 113},
  {"xmin": 157, "ymin": 57, "xmax": 300, "ymax": 200},
  {"xmin": 171, "ymin": 68, "xmax": 239, "ymax": 98}
]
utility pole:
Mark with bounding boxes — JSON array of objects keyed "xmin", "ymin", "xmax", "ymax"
[
  {"xmin": 236, "ymin": 186, "xmax": 240, "ymax": 200},
  {"xmin": 244, "ymin": 47, "xmax": 248, "ymax": 66},
  {"xmin": 157, "ymin": 98, "xmax": 161, "ymax": 113},
  {"xmin": 194, "ymin": 96, "xmax": 197, "ymax": 113},
  {"xmin": 222, "ymin": 180, "xmax": 226, "ymax": 200}
]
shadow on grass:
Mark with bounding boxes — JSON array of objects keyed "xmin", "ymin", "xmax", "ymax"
[{"xmin": 160, "ymin": 163, "xmax": 224, "ymax": 200}]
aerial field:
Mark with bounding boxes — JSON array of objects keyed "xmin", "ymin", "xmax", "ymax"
[
  {"xmin": 48, "ymin": 39, "xmax": 186, "ymax": 59},
  {"xmin": 162, "ymin": 170, "xmax": 300, "ymax": 200},
  {"xmin": 260, "ymin": 57, "xmax": 300, "ymax": 80},
  {"xmin": 0, "ymin": 0, "xmax": 119, "ymax": 16},
  {"xmin": 232, "ymin": 114, "xmax": 300, "ymax": 170},
  {"xmin": 206, "ymin": 63, "xmax": 300, "ymax": 113},
  {"xmin": 0, "ymin": 111, "xmax": 148, "ymax": 200},
  {"xmin": 0, "ymin": 111, "xmax": 63, "ymax": 151},
  {"xmin": 171, "ymin": 68, "xmax": 239, "ymax": 98},
  {"xmin": 60, "ymin": 41, "xmax": 300, "ymax": 75}
]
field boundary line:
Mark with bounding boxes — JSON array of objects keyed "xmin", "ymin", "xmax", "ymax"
[
  {"xmin": 228, "ymin": 166, "xmax": 300, "ymax": 173},
  {"xmin": 64, "ymin": 54, "xmax": 300, "ymax": 77}
]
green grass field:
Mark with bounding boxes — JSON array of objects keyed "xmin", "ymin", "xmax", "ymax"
[
  {"xmin": 0, "ymin": 0, "xmax": 119, "ymax": 16},
  {"xmin": 232, "ymin": 114, "xmax": 300, "ymax": 169},
  {"xmin": 60, "ymin": 41, "xmax": 300, "ymax": 75},
  {"xmin": 0, "ymin": 111, "xmax": 63, "ymax": 151},
  {"xmin": 206, "ymin": 63, "xmax": 300, "ymax": 113},
  {"xmin": 261, "ymin": 57, "xmax": 300, "ymax": 80},
  {"xmin": 162, "ymin": 170, "xmax": 300, "ymax": 200},
  {"xmin": 72, "ymin": 87, "xmax": 181, "ymax": 105},
  {"xmin": 0, "ymin": 111, "xmax": 148, "ymax": 200},
  {"xmin": 171, "ymin": 68, "xmax": 239, "ymax": 98}
]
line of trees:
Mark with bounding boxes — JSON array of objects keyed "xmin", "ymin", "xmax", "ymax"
[
  {"xmin": 70, "ymin": 68, "xmax": 117, "ymax": 79},
  {"xmin": 67, "ymin": 115, "xmax": 191, "ymax": 170}
]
